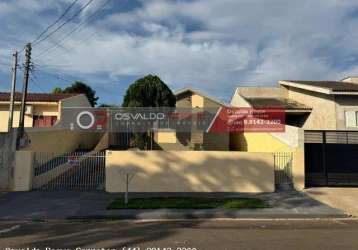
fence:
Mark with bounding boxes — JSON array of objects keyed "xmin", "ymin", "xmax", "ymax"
[
  {"xmin": 32, "ymin": 151, "xmax": 106, "ymax": 191},
  {"xmin": 274, "ymin": 152, "xmax": 293, "ymax": 186}
]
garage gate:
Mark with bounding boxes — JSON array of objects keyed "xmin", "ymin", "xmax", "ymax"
[
  {"xmin": 32, "ymin": 151, "xmax": 106, "ymax": 191},
  {"xmin": 305, "ymin": 130, "xmax": 358, "ymax": 187}
]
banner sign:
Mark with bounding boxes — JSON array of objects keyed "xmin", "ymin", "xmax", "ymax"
[{"xmin": 59, "ymin": 106, "xmax": 285, "ymax": 133}]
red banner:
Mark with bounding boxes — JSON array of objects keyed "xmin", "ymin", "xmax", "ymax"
[{"xmin": 207, "ymin": 107, "xmax": 285, "ymax": 132}]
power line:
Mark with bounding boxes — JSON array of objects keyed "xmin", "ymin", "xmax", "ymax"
[
  {"xmin": 29, "ymin": 73, "xmax": 47, "ymax": 92},
  {"xmin": 31, "ymin": 0, "xmax": 80, "ymax": 45},
  {"xmin": 32, "ymin": 63, "xmax": 120, "ymax": 97},
  {"xmin": 32, "ymin": 0, "xmax": 95, "ymax": 48},
  {"xmin": 34, "ymin": 0, "xmax": 112, "ymax": 59}
]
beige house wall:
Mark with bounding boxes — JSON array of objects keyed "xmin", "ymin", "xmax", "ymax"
[
  {"xmin": 286, "ymin": 87, "xmax": 337, "ymax": 130},
  {"xmin": 0, "ymin": 105, "xmax": 35, "ymax": 132},
  {"xmin": 155, "ymin": 130, "xmax": 177, "ymax": 143},
  {"xmin": 175, "ymin": 97, "xmax": 191, "ymax": 108},
  {"xmin": 0, "ymin": 94, "xmax": 90, "ymax": 132},
  {"xmin": 191, "ymin": 94, "xmax": 204, "ymax": 108},
  {"xmin": 106, "ymin": 150, "xmax": 275, "ymax": 193},
  {"xmin": 155, "ymin": 92, "xmax": 228, "ymax": 150}
]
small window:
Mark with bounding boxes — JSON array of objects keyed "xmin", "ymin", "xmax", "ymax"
[{"xmin": 345, "ymin": 111, "xmax": 358, "ymax": 128}]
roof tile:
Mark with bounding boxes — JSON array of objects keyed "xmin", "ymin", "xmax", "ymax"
[{"xmin": 0, "ymin": 92, "xmax": 78, "ymax": 102}]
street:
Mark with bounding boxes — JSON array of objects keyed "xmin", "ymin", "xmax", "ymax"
[{"xmin": 1, "ymin": 219, "xmax": 358, "ymax": 250}]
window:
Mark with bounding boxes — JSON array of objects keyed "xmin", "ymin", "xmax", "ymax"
[
  {"xmin": 33, "ymin": 115, "xmax": 57, "ymax": 128},
  {"xmin": 345, "ymin": 111, "xmax": 358, "ymax": 128}
]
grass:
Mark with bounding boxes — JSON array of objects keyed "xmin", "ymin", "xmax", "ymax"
[{"xmin": 107, "ymin": 197, "xmax": 269, "ymax": 209}]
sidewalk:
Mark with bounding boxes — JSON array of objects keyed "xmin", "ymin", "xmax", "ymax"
[
  {"xmin": 0, "ymin": 191, "xmax": 347, "ymax": 221},
  {"xmin": 69, "ymin": 191, "xmax": 347, "ymax": 220},
  {"xmin": 305, "ymin": 188, "xmax": 358, "ymax": 217}
]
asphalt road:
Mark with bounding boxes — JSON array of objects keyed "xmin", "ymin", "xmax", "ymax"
[{"xmin": 1, "ymin": 219, "xmax": 358, "ymax": 250}]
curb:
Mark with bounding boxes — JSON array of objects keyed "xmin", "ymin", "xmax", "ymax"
[{"xmin": 66, "ymin": 210, "xmax": 349, "ymax": 220}]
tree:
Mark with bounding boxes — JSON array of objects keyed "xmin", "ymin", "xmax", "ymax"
[
  {"xmin": 52, "ymin": 87, "xmax": 63, "ymax": 93},
  {"xmin": 122, "ymin": 74, "xmax": 176, "ymax": 107},
  {"xmin": 98, "ymin": 103, "xmax": 117, "ymax": 107},
  {"xmin": 52, "ymin": 82, "xmax": 99, "ymax": 107},
  {"xmin": 122, "ymin": 75, "xmax": 176, "ymax": 149}
]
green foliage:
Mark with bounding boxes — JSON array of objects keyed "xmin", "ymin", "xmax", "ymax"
[
  {"xmin": 51, "ymin": 87, "xmax": 63, "ymax": 94},
  {"xmin": 122, "ymin": 74, "xmax": 176, "ymax": 107},
  {"xmin": 98, "ymin": 103, "xmax": 117, "ymax": 107},
  {"xmin": 52, "ymin": 82, "xmax": 99, "ymax": 107},
  {"xmin": 122, "ymin": 75, "xmax": 176, "ymax": 149},
  {"xmin": 107, "ymin": 197, "xmax": 269, "ymax": 209}
]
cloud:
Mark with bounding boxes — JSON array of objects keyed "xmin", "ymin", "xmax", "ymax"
[{"xmin": 1, "ymin": 0, "xmax": 358, "ymax": 101}]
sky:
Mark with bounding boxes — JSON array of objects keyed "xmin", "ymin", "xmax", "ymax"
[{"xmin": 0, "ymin": 0, "xmax": 358, "ymax": 105}]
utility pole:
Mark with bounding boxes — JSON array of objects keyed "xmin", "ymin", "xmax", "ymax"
[
  {"xmin": 8, "ymin": 51, "xmax": 18, "ymax": 132},
  {"xmin": 18, "ymin": 43, "xmax": 31, "ymax": 147}
]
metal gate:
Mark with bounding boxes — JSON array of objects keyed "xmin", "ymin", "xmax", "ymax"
[
  {"xmin": 274, "ymin": 152, "xmax": 293, "ymax": 187},
  {"xmin": 32, "ymin": 151, "xmax": 106, "ymax": 191},
  {"xmin": 305, "ymin": 130, "xmax": 358, "ymax": 187}
]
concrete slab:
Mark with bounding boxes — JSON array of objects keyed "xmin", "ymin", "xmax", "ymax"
[{"xmin": 305, "ymin": 188, "xmax": 358, "ymax": 217}]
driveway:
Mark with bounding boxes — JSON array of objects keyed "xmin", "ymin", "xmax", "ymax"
[
  {"xmin": 0, "ymin": 191, "xmax": 117, "ymax": 220},
  {"xmin": 305, "ymin": 188, "xmax": 358, "ymax": 217}
]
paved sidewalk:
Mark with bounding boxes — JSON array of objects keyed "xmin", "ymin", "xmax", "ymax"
[
  {"xmin": 0, "ymin": 191, "xmax": 347, "ymax": 221},
  {"xmin": 305, "ymin": 188, "xmax": 358, "ymax": 217}
]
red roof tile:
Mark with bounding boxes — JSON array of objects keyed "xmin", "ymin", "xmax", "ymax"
[{"xmin": 0, "ymin": 92, "xmax": 78, "ymax": 102}]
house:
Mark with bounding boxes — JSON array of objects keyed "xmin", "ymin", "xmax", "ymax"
[
  {"xmin": 231, "ymin": 77, "xmax": 358, "ymax": 188},
  {"xmin": 231, "ymin": 77, "xmax": 358, "ymax": 130},
  {"xmin": 0, "ymin": 92, "xmax": 91, "ymax": 132},
  {"xmin": 153, "ymin": 87, "xmax": 230, "ymax": 150}
]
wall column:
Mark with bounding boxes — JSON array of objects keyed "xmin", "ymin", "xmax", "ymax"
[{"xmin": 13, "ymin": 151, "xmax": 34, "ymax": 191}]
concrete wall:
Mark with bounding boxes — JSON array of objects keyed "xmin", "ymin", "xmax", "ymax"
[
  {"xmin": 0, "ymin": 131, "xmax": 17, "ymax": 191},
  {"xmin": 285, "ymin": 86, "xmax": 337, "ymax": 130},
  {"xmin": 106, "ymin": 150, "xmax": 275, "ymax": 193},
  {"xmin": 230, "ymin": 90, "xmax": 251, "ymax": 107},
  {"xmin": 292, "ymin": 129, "xmax": 305, "ymax": 190},
  {"xmin": 13, "ymin": 151, "xmax": 33, "ymax": 191},
  {"xmin": 24, "ymin": 129, "xmax": 102, "ymax": 153}
]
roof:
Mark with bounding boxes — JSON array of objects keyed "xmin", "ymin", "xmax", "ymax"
[
  {"xmin": 174, "ymin": 87, "xmax": 227, "ymax": 106},
  {"xmin": 281, "ymin": 80, "xmax": 358, "ymax": 92},
  {"xmin": 244, "ymin": 97, "xmax": 312, "ymax": 110},
  {"xmin": 0, "ymin": 92, "xmax": 79, "ymax": 102}
]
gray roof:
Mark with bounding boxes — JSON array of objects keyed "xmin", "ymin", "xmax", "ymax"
[
  {"xmin": 245, "ymin": 97, "xmax": 311, "ymax": 110},
  {"xmin": 283, "ymin": 80, "xmax": 358, "ymax": 92}
]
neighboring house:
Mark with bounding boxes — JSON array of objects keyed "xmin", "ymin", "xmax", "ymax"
[
  {"xmin": 0, "ymin": 92, "xmax": 91, "ymax": 132},
  {"xmin": 231, "ymin": 77, "xmax": 358, "ymax": 188},
  {"xmin": 153, "ymin": 87, "xmax": 230, "ymax": 151},
  {"xmin": 231, "ymin": 77, "xmax": 358, "ymax": 130}
]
